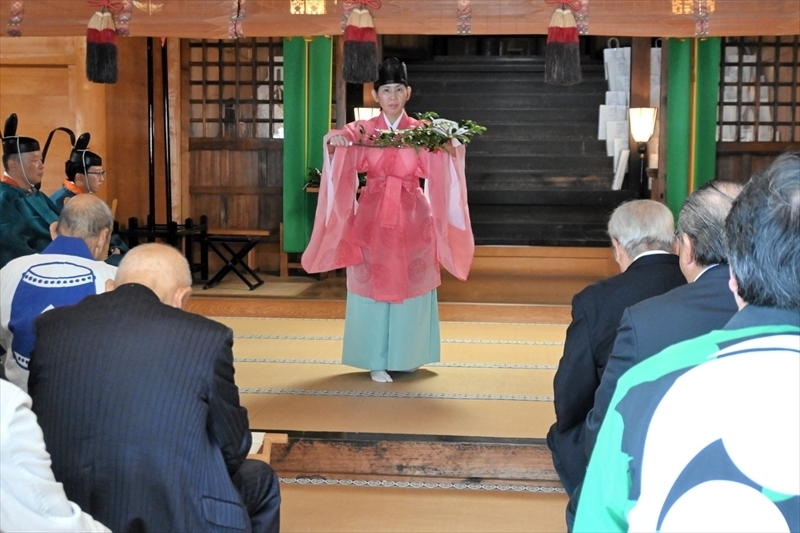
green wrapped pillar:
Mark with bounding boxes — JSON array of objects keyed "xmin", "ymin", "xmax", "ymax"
[
  {"xmin": 282, "ymin": 36, "xmax": 333, "ymax": 253},
  {"xmin": 693, "ymin": 38, "xmax": 721, "ymax": 189},
  {"xmin": 665, "ymin": 37, "xmax": 722, "ymax": 217},
  {"xmin": 665, "ymin": 38, "xmax": 692, "ymax": 218}
]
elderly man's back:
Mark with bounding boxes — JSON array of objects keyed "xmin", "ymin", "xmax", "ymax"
[
  {"xmin": 547, "ymin": 199, "xmax": 686, "ymax": 498},
  {"xmin": 0, "ymin": 194, "xmax": 117, "ymax": 391},
  {"xmin": 28, "ymin": 244, "xmax": 280, "ymax": 533}
]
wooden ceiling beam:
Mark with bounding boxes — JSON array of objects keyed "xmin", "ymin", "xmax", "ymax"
[{"xmin": 0, "ymin": 0, "xmax": 797, "ymax": 38}]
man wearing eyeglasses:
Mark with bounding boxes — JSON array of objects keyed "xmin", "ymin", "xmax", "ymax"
[
  {"xmin": 49, "ymin": 138, "xmax": 106, "ymax": 210},
  {"xmin": 49, "ymin": 135, "xmax": 128, "ymax": 265}
]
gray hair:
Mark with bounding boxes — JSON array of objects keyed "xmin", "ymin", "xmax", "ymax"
[
  {"xmin": 608, "ymin": 200, "xmax": 675, "ymax": 257},
  {"xmin": 726, "ymin": 151, "xmax": 800, "ymax": 310},
  {"xmin": 57, "ymin": 196, "xmax": 113, "ymax": 240},
  {"xmin": 677, "ymin": 180, "xmax": 744, "ymax": 267}
]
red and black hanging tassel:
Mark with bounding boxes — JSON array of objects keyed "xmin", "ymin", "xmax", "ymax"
[
  {"xmin": 86, "ymin": 1, "xmax": 119, "ymax": 84},
  {"xmin": 544, "ymin": 3, "xmax": 581, "ymax": 86},
  {"xmin": 342, "ymin": 2, "xmax": 379, "ymax": 84}
]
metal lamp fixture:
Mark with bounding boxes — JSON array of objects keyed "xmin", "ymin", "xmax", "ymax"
[{"xmin": 629, "ymin": 107, "xmax": 658, "ymax": 198}]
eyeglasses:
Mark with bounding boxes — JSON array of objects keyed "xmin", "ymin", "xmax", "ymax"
[{"xmin": 87, "ymin": 171, "xmax": 106, "ymax": 177}]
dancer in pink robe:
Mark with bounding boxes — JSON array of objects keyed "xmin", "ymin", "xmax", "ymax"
[{"xmin": 302, "ymin": 58, "xmax": 474, "ymax": 382}]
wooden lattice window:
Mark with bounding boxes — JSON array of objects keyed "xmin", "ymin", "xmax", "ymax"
[
  {"xmin": 189, "ymin": 38, "xmax": 284, "ymax": 139},
  {"xmin": 718, "ymin": 36, "xmax": 799, "ymax": 143}
]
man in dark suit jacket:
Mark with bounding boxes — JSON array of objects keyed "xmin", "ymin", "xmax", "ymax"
[
  {"xmin": 584, "ymin": 180, "xmax": 743, "ymax": 456},
  {"xmin": 547, "ymin": 200, "xmax": 686, "ymax": 499},
  {"xmin": 28, "ymin": 243, "xmax": 280, "ymax": 533}
]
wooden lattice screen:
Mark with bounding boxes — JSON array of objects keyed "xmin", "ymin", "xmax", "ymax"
[
  {"xmin": 718, "ymin": 36, "xmax": 799, "ymax": 143},
  {"xmin": 188, "ymin": 38, "xmax": 285, "ymax": 139}
]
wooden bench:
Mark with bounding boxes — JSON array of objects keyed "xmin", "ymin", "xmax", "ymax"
[{"xmin": 204, "ymin": 228, "xmax": 275, "ymax": 290}]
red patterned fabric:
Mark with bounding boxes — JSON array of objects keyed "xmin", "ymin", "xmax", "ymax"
[{"xmin": 302, "ymin": 112, "xmax": 474, "ymax": 303}]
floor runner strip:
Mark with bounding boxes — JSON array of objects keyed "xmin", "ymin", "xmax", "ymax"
[
  {"xmin": 240, "ymin": 388, "xmax": 553, "ymax": 402},
  {"xmin": 235, "ymin": 357, "xmax": 557, "ymax": 369},
  {"xmin": 234, "ymin": 333, "xmax": 563, "ymax": 346},
  {"xmin": 280, "ymin": 477, "xmax": 565, "ymax": 493}
]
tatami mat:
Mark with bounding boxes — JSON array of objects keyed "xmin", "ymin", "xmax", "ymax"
[
  {"xmin": 280, "ymin": 483, "xmax": 568, "ymax": 533},
  {"xmin": 222, "ymin": 316, "xmax": 565, "ymax": 439},
  {"xmin": 216, "ymin": 316, "xmax": 568, "ymax": 341},
  {"xmin": 235, "ymin": 362, "xmax": 555, "ymax": 397},
  {"xmin": 233, "ymin": 339, "xmax": 563, "ymax": 367},
  {"xmin": 244, "ymin": 394, "xmax": 556, "ymax": 438}
]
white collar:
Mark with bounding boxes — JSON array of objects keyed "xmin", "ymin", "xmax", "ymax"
[
  {"xmin": 693, "ymin": 263, "xmax": 720, "ymax": 282},
  {"xmin": 384, "ymin": 113, "xmax": 403, "ymax": 131},
  {"xmin": 632, "ymin": 250, "xmax": 670, "ymax": 262}
]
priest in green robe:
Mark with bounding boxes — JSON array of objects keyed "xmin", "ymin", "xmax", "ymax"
[{"xmin": 0, "ymin": 113, "xmax": 60, "ymax": 269}]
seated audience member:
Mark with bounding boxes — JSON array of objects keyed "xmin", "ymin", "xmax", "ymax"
[
  {"xmin": 0, "ymin": 113, "xmax": 60, "ymax": 269},
  {"xmin": 574, "ymin": 152, "xmax": 800, "ymax": 532},
  {"xmin": 0, "ymin": 379, "xmax": 110, "ymax": 533},
  {"xmin": 584, "ymin": 180, "xmax": 743, "ymax": 455},
  {"xmin": 46, "ymin": 130, "xmax": 128, "ymax": 265},
  {"xmin": 29, "ymin": 243, "xmax": 281, "ymax": 533},
  {"xmin": 1, "ymin": 194, "xmax": 117, "ymax": 391},
  {"xmin": 547, "ymin": 200, "xmax": 686, "ymax": 502}
]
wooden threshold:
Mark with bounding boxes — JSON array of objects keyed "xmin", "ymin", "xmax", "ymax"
[{"xmin": 266, "ymin": 431, "xmax": 558, "ymax": 486}]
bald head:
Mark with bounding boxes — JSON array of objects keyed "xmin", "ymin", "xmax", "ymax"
[
  {"xmin": 114, "ymin": 243, "xmax": 193, "ymax": 308},
  {"xmin": 56, "ymin": 194, "xmax": 113, "ymax": 260}
]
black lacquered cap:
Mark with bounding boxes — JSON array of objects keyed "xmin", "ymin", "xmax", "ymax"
[
  {"xmin": 375, "ymin": 57, "xmax": 408, "ymax": 89},
  {"xmin": 2, "ymin": 113, "xmax": 40, "ymax": 156}
]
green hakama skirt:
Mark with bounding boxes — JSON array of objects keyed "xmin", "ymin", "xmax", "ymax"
[{"xmin": 342, "ymin": 289, "xmax": 441, "ymax": 371}]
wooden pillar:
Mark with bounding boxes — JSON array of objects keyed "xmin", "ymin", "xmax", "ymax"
[{"xmin": 335, "ymin": 36, "xmax": 346, "ymax": 129}]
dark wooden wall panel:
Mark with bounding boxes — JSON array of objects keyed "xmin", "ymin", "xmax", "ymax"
[
  {"xmin": 189, "ymin": 144, "xmax": 282, "ymax": 230},
  {"xmin": 715, "ymin": 143, "xmax": 800, "ymax": 183}
]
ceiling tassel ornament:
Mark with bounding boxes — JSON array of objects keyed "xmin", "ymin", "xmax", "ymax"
[
  {"xmin": 342, "ymin": 1, "xmax": 381, "ymax": 84},
  {"xmin": 544, "ymin": 0, "xmax": 582, "ymax": 86},
  {"xmin": 456, "ymin": 0, "xmax": 472, "ymax": 35},
  {"xmin": 86, "ymin": 0, "xmax": 123, "ymax": 84},
  {"xmin": 6, "ymin": 0, "xmax": 24, "ymax": 37}
]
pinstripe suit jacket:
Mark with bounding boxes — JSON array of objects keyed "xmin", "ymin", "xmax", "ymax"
[{"xmin": 28, "ymin": 283, "xmax": 253, "ymax": 533}]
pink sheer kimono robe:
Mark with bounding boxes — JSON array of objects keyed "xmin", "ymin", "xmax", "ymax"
[{"xmin": 301, "ymin": 111, "xmax": 474, "ymax": 304}]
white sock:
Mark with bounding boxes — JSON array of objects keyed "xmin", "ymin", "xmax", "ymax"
[
  {"xmin": 394, "ymin": 366, "xmax": 420, "ymax": 373},
  {"xmin": 370, "ymin": 370, "xmax": 393, "ymax": 383}
]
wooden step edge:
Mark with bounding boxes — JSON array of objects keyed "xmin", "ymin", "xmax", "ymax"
[{"xmin": 268, "ymin": 438, "xmax": 558, "ymax": 483}]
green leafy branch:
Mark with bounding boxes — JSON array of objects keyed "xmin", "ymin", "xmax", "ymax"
[{"xmin": 354, "ymin": 112, "xmax": 486, "ymax": 152}]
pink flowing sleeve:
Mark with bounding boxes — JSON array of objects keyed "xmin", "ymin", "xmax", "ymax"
[
  {"xmin": 425, "ymin": 144, "xmax": 475, "ymax": 281},
  {"xmin": 300, "ymin": 133, "xmax": 365, "ymax": 273}
]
